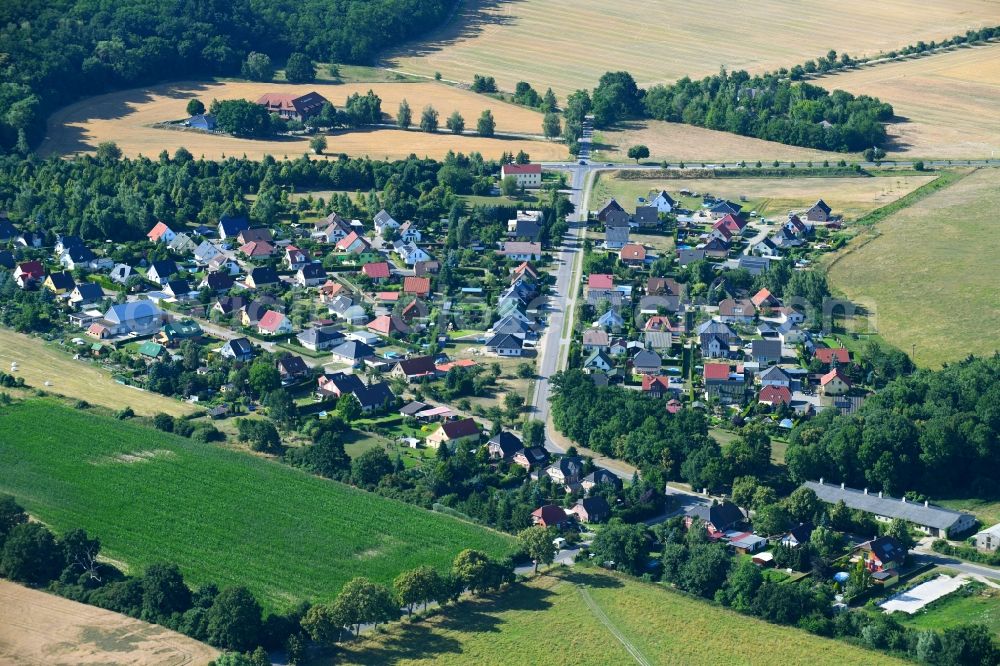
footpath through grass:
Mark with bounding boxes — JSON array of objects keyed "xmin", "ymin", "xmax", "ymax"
[
  {"xmin": 337, "ymin": 568, "xmax": 908, "ymax": 665},
  {"xmin": 0, "ymin": 400, "xmax": 514, "ymax": 611}
]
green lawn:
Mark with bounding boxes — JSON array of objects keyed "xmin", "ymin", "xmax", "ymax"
[
  {"xmin": 827, "ymin": 169, "xmax": 1000, "ymax": 367},
  {"xmin": 938, "ymin": 499, "xmax": 1000, "ymax": 529},
  {"xmin": 337, "ymin": 568, "xmax": 907, "ymax": 665},
  {"xmin": 896, "ymin": 582, "xmax": 1000, "ymax": 637},
  {"xmin": 0, "ymin": 400, "xmax": 514, "ymax": 611}
]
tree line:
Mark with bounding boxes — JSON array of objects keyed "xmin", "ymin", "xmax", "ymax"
[
  {"xmin": 0, "ymin": 0, "xmax": 454, "ymax": 152},
  {"xmin": 0, "ymin": 492, "xmax": 514, "ymax": 664}
]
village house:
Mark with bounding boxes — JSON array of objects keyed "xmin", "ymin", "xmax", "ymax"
[
  {"xmin": 296, "ymin": 263, "xmax": 326, "ymax": 287},
  {"xmin": 531, "ymin": 504, "xmax": 569, "ymax": 528},
  {"xmin": 393, "ymin": 241, "xmax": 431, "ymax": 265},
  {"xmin": 605, "ymin": 224, "xmax": 630, "ymax": 250},
  {"xmin": 146, "ymin": 221, "xmax": 176, "ymax": 244},
  {"xmin": 750, "ymin": 339, "xmax": 782, "ymax": 366},
  {"xmin": 258, "ymin": 310, "xmax": 293, "ymax": 336},
  {"xmin": 704, "ymin": 362, "xmax": 745, "ymax": 403},
  {"xmin": 584, "ymin": 349, "xmax": 614, "ymax": 373},
  {"xmin": 69, "ymin": 282, "xmax": 105, "ymax": 309},
  {"xmin": 163, "ymin": 279, "xmax": 194, "ymax": 300},
  {"xmin": 239, "ymin": 240, "xmax": 275, "ymax": 258},
  {"xmin": 513, "ymin": 446, "xmax": 549, "ymax": 472},
  {"xmin": 619, "ymin": 243, "xmax": 647, "ymax": 266},
  {"xmin": 329, "ymin": 340, "xmax": 375, "ymax": 366},
  {"xmin": 758, "ymin": 385, "xmax": 792, "ymax": 406},
  {"xmin": 631, "ymin": 349, "xmax": 661, "ymax": 375},
  {"xmin": 582, "ymin": 468, "xmax": 623, "ymax": 492},
  {"xmin": 390, "ymin": 355, "xmax": 439, "ymax": 383},
  {"xmin": 277, "ymin": 354, "xmax": 310, "ymax": 384},
  {"xmin": 336, "ymin": 232, "xmax": 371, "ymax": 256},
  {"xmin": 758, "ymin": 365, "xmax": 791, "ymax": 388},
  {"xmin": 545, "ymin": 456, "xmax": 584, "ymax": 487},
  {"xmin": 805, "ymin": 199, "xmax": 832, "ymax": 223},
  {"xmin": 368, "ymin": 314, "xmax": 409, "ymax": 337},
  {"xmin": 168, "ymin": 233, "xmax": 196, "ymax": 255},
  {"xmin": 297, "ymin": 325, "xmax": 344, "ymax": 352},
  {"xmin": 568, "ymin": 496, "xmax": 611, "ymax": 524},
  {"xmin": 819, "ymin": 368, "xmax": 851, "ymax": 396},
  {"xmin": 814, "ymin": 346, "xmax": 850, "ymax": 366},
  {"xmin": 700, "ymin": 237, "xmax": 730, "ymax": 259},
  {"xmin": 650, "ymin": 190, "xmax": 676, "ymax": 213},
  {"xmin": 218, "ymin": 215, "xmax": 250, "ymax": 240},
  {"xmin": 220, "ymin": 337, "xmax": 255, "ymax": 362},
  {"xmin": 975, "ymin": 523, "xmax": 1000, "ymax": 552},
  {"xmin": 362, "ymin": 261, "xmax": 391, "ymax": 283},
  {"xmin": 313, "ymin": 213, "xmax": 353, "ymax": 244},
  {"xmin": 193, "ymin": 241, "xmax": 222, "ymax": 266},
  {"xmin": 145, "ymin": 260, "xmax": 179, "ymax": 286},
  {"xmin": 426, "ymin": 417, "xmax": 481, "ymax": 449},
  {"xmin": 403, "ymin": 276, "xmax": 431, "ymax": 297},
  {"xmin": 373, "ymin": 209, "xmax": 400, "ymax": 237},
  {"xmin": 642, "ymin": 374, "xmax": 672, "ymax": 398},
  {"xmin": 708, "ymin": 200, "xmax": 742, "ymax": 219},
  {"xmin": 317, "ymin": 371, "xmax": 365, "ymax": 399},
  {"xmin": 685, "ymin": 500, "xmax": 746, "ymax": 539},
  {"xmin": 255, "ymin": 91, "xmax": 329, "ymax": 121},
  {"xmin": 582, "ymin": 328, "xmax": 610, "ymax": 352},
  {"xmin": 157, "ymin": 319, "xmax": 202, "ymax": 347},
  {"xmin": 398, "ymin": 221, "xmax": 421, "ymax": 243},
  {"xmin": 718, "ymin": 298, "xmax": 757, "ymax": 324},
  {"xmin": 101, "ymin": 301, "xmax": 164, "ymax": 337},
  {"xmin": 860, "ymin": 536, "xmax": 906, "ymax": 578},
  {"xmin": 246, "ymin": 266, "xmax": 279, "ymax": 289},
  {"xmin": 284, "ymin": 246, "xmax": 310, "ymax": 271},
  {"xmin": 780, "ymin": 523, "xmax": 815, "ymax": 548},
  {"xmin": 500, "ymin": 163, "xmax": 542, "ymax": 188},
  {"xmin": 487, "ymin": 431, "xmax": 524, "ymax": 461},
  {"xmin": 597, "ymin": 198, "xmax": 626, "ymax": 223},
  {"xmin": 485, "ymin": 333, "xmax": 523, "ymax": 357},
  {"xmin": 499, "ymin": 241, "xmax": 542, "ymax": 261},
  {"xmin": 43, "ymin": 271, "xmax": 75, "ymax": 295}
]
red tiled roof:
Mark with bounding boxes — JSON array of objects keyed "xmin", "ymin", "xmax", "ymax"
[
  {"xmin": 704, "ymin": 363, "xmax": 731, "ymax": 381},
  {"xmin": 759, "ymin": 386, "xmax": 792, "ymax": 405},
  {"xmin": 531, "ymin": 504, "xmax": 568, "ymax": 527},
  {"xmin": 751, "ymin": 288, "xmax": 773, "ymax": 308},
  {"xmin": 16, "ymin": 261, "xmax": 44, "ymax": 278},
  {"xmin": 403, "ymin": 276, "xmax": 431, "ymax": 295},
  {"xmin": 814, "ymin": 347, "xmax": 850, "ymax": 364},
  {"xmin": 501, "ymin": 163, "xmax": 542, "ymax": 175},
  {"xmin": 620, "ymin": 243, "xmax": 646, "ymax": 261},
  {"xmin": 588, "ymin": 273, "xmax": 614, "ymax": 290},
  {"xmin": 147, "ymin": 221, "xmax": 171, "ymax": 241},
  {"xmin": 258, "ymin": 310, "xmax": 287, "ymax": 332},
  {"xmin": 362, "ymin": 261, "xmax": 391, "ymax": 279},
  {"xmin": 240, "ymin": 240, "xmax": 274, "ymax": 257},
  {"xmin": 821, "ymin": 368, "xmax": 850, "ymax": 386},
  {"xmin": 440, "ymin": 417, "xmax": 480, "ymax": 439},
  {"xmin": 642, "ymin": 375, "xmax": 671, "ymax": 391}
]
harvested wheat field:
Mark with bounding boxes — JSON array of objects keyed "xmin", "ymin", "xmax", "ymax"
[
  {"xmin": 0, "ymin": 328, "xmax": 195, "ymax": 417},
  {"xmin": 592, "ymin": 120, "xmax": 843, "ymax": 164},
  {"xmin": 593, "ymin": 174, "xmax": 935, "ymax": 221},
  {"xmin": 0, "ymin": 580, "xmax": 218, "ymax": 666},
  {"xmin": 817, "ymin": 43, "xmax": 1000, "ymax": 159},
  {"xmin": 827, "ymin": 169, "xmax": 1000, "ymax": 367},
  {"xmin": 383, "ymin": 0, "xmax": 1000, "ymax": 96},
  {"xmin": 40, "ymin": 79, "xmax": 564, "ymax": 161}
]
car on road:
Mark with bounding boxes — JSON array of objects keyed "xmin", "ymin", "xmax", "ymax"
[{"xmin": 579, "ymin": 160, "xmax": 587, "ymax": 165}]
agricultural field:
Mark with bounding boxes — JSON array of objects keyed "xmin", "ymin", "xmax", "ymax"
[
  {"xmin": 816, "ymin": 43, "xmax": 1000, "ymax": 159},
  {"xmin": 0, "ymin": 580, "xmax": 218, "ymax": 666},
  {"xmin": 826, "ymin": 168, "xmax": 1000, "ymax": 367},
  {"xmin": 0, "ymin": 328, "xmax": 195, "ymax": 417},
  {"xmin": 39, "ymin": 79, "xmax": 565, "ymax": 162},
  {"xmin": 382, "ymin": 0, "xmax": 1000, "ymax": 97},
  {"xmin": 337, "ymin": 569, "xmax": 907, "ymax": 665},
  {"xmin": 0, "ymin": 400, "xmax": 515, "ymax": 611},
  {"xmin": 591, "ymin": 173, "xmax": 935, "ymax": 221},
  {"xmin": 590, "ymin": 120, "xmax": 842, "ymax": 164},
  {"xmin": 938, "ymin": 499, "xmax": 1000, "ymax": 529}
]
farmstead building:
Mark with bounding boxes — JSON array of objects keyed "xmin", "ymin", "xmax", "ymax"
[
  {"xmin": 500, "ymin": 163, "xmax": 542, "ymax": 188},
  {"xmin": 255, "ymin": 91, "xmax": 329, "ymax": 121}
]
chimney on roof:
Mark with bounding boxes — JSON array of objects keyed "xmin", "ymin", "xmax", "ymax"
[
  {"xmin": 864, "ymin": 488, "xmax": 868, "ymax": 495},
  {"xmin": 819, "ymin": 477, "xmax": 824, "ymax": 485},
  {"xmin": 841, "ymin": 482, "xmax": 845, "ymax": 489},
  {"xmin": 879, "ymin": 491, "xmax": 883, "ymax": 498},
  {"xmin": 703, "ymin": 488, "xmax": 709, "ymax": 496},
  {"xmin": 902, "ymin": 497, "xmax": 907, "ymax": 503},
  {"xmin": 924, "ymin": 500, "xmax": 929, "ymax": 507}
]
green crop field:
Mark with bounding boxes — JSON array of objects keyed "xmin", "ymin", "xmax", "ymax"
[
  {"xmin": 337, "ymin": 569, "xmax": 907, "ymax": 665},
  {"xmin": 826, "ymin": 168, "xmax": 1000, "ymax": 367},
  {"xmin": 0, "ymin": 400, "xmax": 514, "ymax": 611}
]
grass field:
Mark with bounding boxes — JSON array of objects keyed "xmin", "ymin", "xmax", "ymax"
[
  {"xmin": 336, "ymin": 568, "xmax": 907, "ymax": 665},
  {"xmin": 817, "ymin": 43, "xmax": 1000, "ymax": 159},
  {"xmin": 938, "ymin": 499, "xmax": 1000, "ymax": 528},
  {"xmin": 0, "ymin": 580, "xmax": 218, "ymax": 666},
  {"xmin": 592, "ymin": 173, "xmax": 935, "ymax": 221},
  {"xmin": 0, "ymin": 328, "xmax": 195, "ymax": 417},
  {"xmin": 826, "ymin": 168, "xmax": 1000, "ymax": 367},
  {"xmin": 591, "ymin": 120, "xmax": 843, "ymax": 164},
  {"xmin": 896, "ymin": 581, "xmax": 1000, "ymax": 637},
  {"xmin": 40, "ymin": 79, "xmax": 565, "ymax": 161},
  {"xmin": 0, "ymin": 400, "xmax": 514, "ymax": 611},
  {"xmin": 382, "ymin": 0, "xmax": 1000, "ymax": 97}
]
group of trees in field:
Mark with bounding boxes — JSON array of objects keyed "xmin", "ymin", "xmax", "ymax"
[
  {"xmin": 0, "ymin": 493, "xmax": 516, "ymax": 664},
  {"xmin": 0, "ymin": 0, "xmax": 453, "ymax": 153},
  {"xmin": 786, "ymin": 355, "xmax": 1000, "ymax": 496}
]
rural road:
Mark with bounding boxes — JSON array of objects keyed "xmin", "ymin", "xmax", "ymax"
[{"xmin": 910, "ymin": 541, "xmax": 1000, "ymax": 581}]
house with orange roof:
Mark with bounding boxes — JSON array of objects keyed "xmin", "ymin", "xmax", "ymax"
[
  {"xmin": 362, "ymin": 261, "xmax": 391, "ymax": 282},
  {"xmin": 147, "ymin": 221, "xmax": 176, "ymax": 244},
  {"xmin": 257, "ymin": 310, "xmax": 293, "ymax": 336},
  {"xmin": 619, "ymin": 243, "xmax": 647, "ymax": 266},
  {"xmin": 403, "ymin": 276, "xmax": 431, "ymax": 297},
  {"xmin": 367, "ymin": 314, "xmax": 409, "ymax": 337}
]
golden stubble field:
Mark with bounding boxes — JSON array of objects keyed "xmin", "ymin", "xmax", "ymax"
[
  {"xmin": 39, "ymin": 80, "xmax": 567, "ymax": 162},
  {"xmin": 0, "ymin": 580, "xmax": 218, "ymax": 666},
  {"xmin": 816, "ymin": 43, "xmax": 1000, "ymax": 159},
  {"xmin": 592, "ymin": 120, "xmax": 844, "ymax": 163},
  {"xmin": 383, "ymin": 0, "xmax": 1000, "ymax": 97},
  {"xmin": 827, "ymin": 169, "xmax": 1000, "ymax": 367},
  {"xmin": 0, "ymin": 328, "xmax": 196, "ymax": 417}
]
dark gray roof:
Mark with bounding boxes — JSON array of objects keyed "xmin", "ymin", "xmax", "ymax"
[
  {"xmin": 488, "ymin": 431, "xmax": 523, "ymax": 457},
  {"xmin": 486, "ymin": 333, "xmax": 523, "ymax": 350},
  {"xmin": 803, "ymin": 481, "xmax": 973, "ymax": 530},
  {"xmin": 298, "ymin": 325, "xmax": 343, "ymax": 346},
  {"xmin": 687, "ymin": 500, "xmax": 744, "ymax": 530},
  {"xmin": 400, "ymin": 401, "xmax": 427, "ymax": 416},
  {"xmin": 249, "ymin": 266, "xmax": 279, "ymax": 285},
  {"xmin": 751, "ymin": 339, "xmax": 782, "ymax": 359},
  {"xmin": 331, "ymin": 340, "xmax": 375, "ymax": 361},
  {"xmin": 632, "ymin": 206, "xmax": 659, "ymax": 225},
  {"xmin": 353, "ymin": 381, "xmax": 394, "ymax": 409}
]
